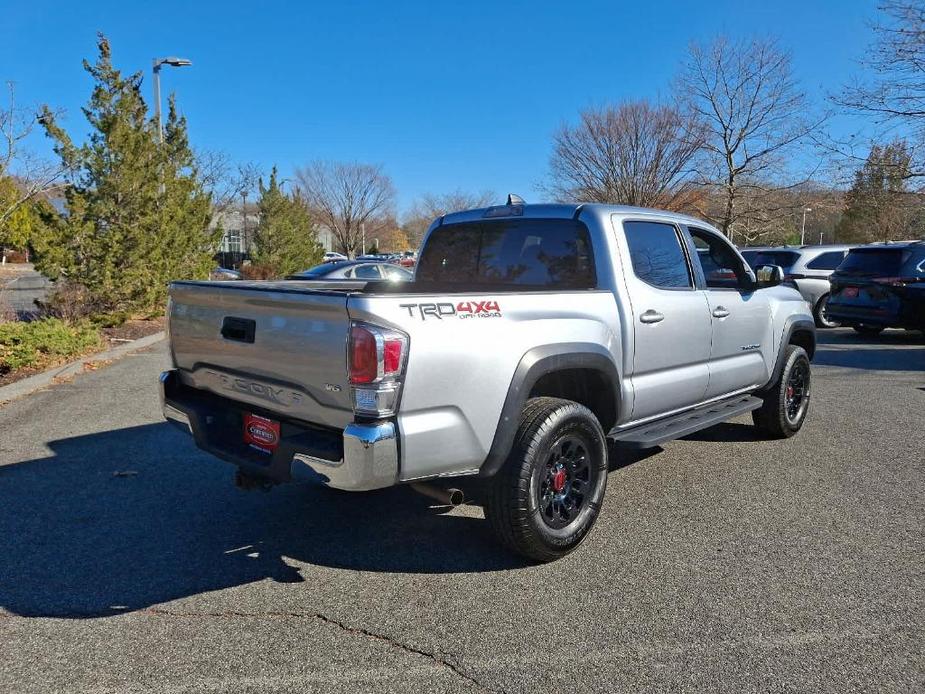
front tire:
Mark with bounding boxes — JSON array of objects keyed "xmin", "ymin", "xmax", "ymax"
[
  {"xmin": 753, "ymin": 345, "xmax": 811, "ymax": 439},
  {"xmin": 813, "ymin": 294, "xmax": 839, "ymax": 329},
  {"xmin": 485, "ymin": 397, "xmax": 608, "ymax": 562}
]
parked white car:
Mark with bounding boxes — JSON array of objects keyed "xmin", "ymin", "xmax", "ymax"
[{"xmin": 741, "ymin": 245, "xmax": 855, "ymax": 328}]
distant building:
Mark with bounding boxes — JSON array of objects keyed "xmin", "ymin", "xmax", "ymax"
[
  {"xmin": 212, "ymin": 205, "xmax": 257, "ymax": 269},
  {"xmin": 315, "ymin": 224, "xmax": 335, "ymax": 253},
  {"xmin": 211, "ymin": 206, "xmax": 335, "ymax": 267}
]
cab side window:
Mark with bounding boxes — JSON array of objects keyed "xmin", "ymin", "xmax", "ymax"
[
  {"xmin": 622, "ymin": 221, "xmax": 692, "ymax": 289},
  {"xmin": 687, "ymin": 227, "xmax": 752, "ymax": 290}
]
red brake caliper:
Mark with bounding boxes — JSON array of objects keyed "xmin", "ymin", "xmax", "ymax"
[{"xmin": 552, "ymin": 468, "xmax": 567, "ymax": 493}]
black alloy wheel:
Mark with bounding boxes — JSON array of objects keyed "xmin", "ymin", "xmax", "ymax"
[
  {"xmin": 486, "ymin": 397, "xmax": 608, "ymax": 562},
  {"xmin": 537, "ymin": 435, "xmax": 598, "ymax": 531}
]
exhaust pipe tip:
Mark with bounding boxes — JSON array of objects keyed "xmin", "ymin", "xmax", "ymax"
[
  {"xmin": 446, "ymin": 487, "xmax": 464, "ymax": 506},
  {"xmin": 410, "ymin": 482, "xmax": 465, "ymax": 507}
]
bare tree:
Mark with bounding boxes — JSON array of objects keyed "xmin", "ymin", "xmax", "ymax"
[
  {"xmin": 196, "ymin": 150, "xmax": 261, "ymax": 213},
  {"xmin": 677, "ymin": 37, "xmax": 823, "ymax": 240},
  {"xmin": 1, "ymin": 82, "xmax": 67, "ymax": 227},
  {"xmin": 836, "ymin": 1, "xmax": 925, "ymax": 177},
  {"xmin": 296, "ymin": 161, "xmax": 395, "ymax": 256},
  {"xmin": 543, "ymin": 101, "xmax": 705, "ymax": 211},
  {"xmin": 402, "ymin": 189, "xmax": 496, "ymax": 246}
]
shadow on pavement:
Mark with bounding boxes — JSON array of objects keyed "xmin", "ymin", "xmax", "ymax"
[
  {"xmin": 681, "ymin": 421, "xmax": 759, "ymax": 443},
  {"xmin": 0, "ymin": 423, "xmax": 530, "ymax": 619}
]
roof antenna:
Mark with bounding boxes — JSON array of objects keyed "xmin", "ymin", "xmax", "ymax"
[{"xmin": 506, "ymin": 193, "xmax": 525, "ymax": 206}]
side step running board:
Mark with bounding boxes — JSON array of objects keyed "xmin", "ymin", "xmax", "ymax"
[{"xmin": 610, "ymin": 395, "xmax": 763, "ymax": 449}]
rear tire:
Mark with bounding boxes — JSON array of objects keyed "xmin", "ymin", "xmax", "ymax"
[
  {"xmin": 852, "ymin": 324, "xmax": 885, "ymax": 336},
  {"xmin": 485, "ymin": 397, "xmax": 608, "ymax": 563},
  {"xmin": 813, "ymin": 294, "xmax": 839, "ymax": 329},
  {"xmin": 753, "ymin": 345, "xmax": 811, "ymax": 439}
]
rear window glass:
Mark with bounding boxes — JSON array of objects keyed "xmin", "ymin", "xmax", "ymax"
[
  {"xmin": 838, "ymin": 249, "xmax": 907, "ymax": 276},
  {"xmin": 805, "ymin": 251, "xmax": 846, "ymax": 270},
  {"xmin": 904, "ymin": 248, "xmax": 925, "ymax": 275},
  {"xmin": 742, "ymin": 250, "xmax": 800, "ymax": 270},
  {"xmin": 297, "ymin": 262, "xmax": 344, "ymax": 277},
  {"xmin": 415, "ymin": 219, "xmax": 596, "ymax": 288}
]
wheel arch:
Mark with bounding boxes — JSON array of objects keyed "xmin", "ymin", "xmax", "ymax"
[
  {"xmin": 760, "ymin": 317, "xmax": 816, "ymax": 392},
  {"xmin": 478, "ymin": 344, "xmax": 621, "ymax": 478}
]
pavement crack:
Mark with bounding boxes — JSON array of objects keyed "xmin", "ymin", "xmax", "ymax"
[
  {"xmin": 310, "ymin": 612, "xmax": 498, "ymax": 693},
  {"xmin": 142, "ymin": 608, "xmax": 502, "ymax": 693}
]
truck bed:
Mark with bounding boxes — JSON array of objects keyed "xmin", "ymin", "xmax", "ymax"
[{"xmin": 167, "ymin": 278, "xmax": 621, "ymax": 481}]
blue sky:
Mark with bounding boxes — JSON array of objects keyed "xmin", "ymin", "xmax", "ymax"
[{"xmin": 3, "ymin": 0, "xmax": 878, "ymax": 213}]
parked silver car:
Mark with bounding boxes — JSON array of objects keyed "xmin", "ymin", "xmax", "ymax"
[
  {"xmin": 741, "ymin": 245, "xmax": 854, "ymax": 328},
  {"xmin": 289, "ymin": 260, "xmax": 412, "ymax": 281}
]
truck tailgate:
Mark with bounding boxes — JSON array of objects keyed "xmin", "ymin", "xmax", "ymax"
[{"xmin": 167, "ymin": 281, "xmax": 354, "ymax": 429}]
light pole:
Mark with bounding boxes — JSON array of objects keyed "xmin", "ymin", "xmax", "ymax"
[
  {"xmin": 241, "ymin": 191, "xmax": 248, "ymax": 262},
  {"xmin": 800, "ymin": 207, "xmax": 812, "ymax": 245},
  {"xmin": 152, "ymin": 56, "xmax": 192, "ymax": 143}
]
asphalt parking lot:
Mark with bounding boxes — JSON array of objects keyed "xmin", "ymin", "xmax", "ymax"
[
  {"xmin": 1, "ymin": 329, "xmax": 923, "ymax": 693},
  {"xmin": 0, "ymin": 269, "xmax": 50, "ymax": 319}
]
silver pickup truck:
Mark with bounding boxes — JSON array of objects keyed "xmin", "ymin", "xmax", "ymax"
[{"xmin": 161, "ymin": 200, "xmax": 816, "ymax": 561}]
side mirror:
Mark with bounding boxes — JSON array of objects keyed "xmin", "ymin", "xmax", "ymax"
[{"xmin": 755, "ymin": 264, "xmax": 785, "ymax": 288}]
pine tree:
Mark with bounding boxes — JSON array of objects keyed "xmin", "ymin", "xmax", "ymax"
[
  {"xmin": 251, "ymin": 167, "xmax": 323, "ymax": 277},
  {"xmin": 837, "ymin": 140, "xmax": 925, "ymax": 243},
  {"xmin": 0, "ymin": 177, "xmax": 48, "ymax": 252},
  {"xmin": 34, "ymin": 34, "xmax": 217, "ymax": 313}
]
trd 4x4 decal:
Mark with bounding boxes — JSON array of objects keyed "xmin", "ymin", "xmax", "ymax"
[{"xmin": 399, "ymin": 300, "xmax": 502, "ymax": 320}]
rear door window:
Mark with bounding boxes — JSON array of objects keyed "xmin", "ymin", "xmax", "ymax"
[
  {"xmin": 622, "ymin": 221, "xmax": 692, "ymax": 289},
  {"xmin": 381, "ymin": 265, "xmax": 411, "ymax": 281},
  {"xmin": 805, "ymin": 251, "xmax": 847, "ymax": 270},
  {"xmin": 415, "ymin": 219, "xmax": 596, "ymax": 288},
  {"xmin": 353, "ymin": 264, "xmax": 382, "ymax": 280},
  {"xmin": 744, "ymin": 251, "xmax": 800, "ymax": 270}
]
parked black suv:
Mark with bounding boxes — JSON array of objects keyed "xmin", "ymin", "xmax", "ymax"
[{"xmin": 827, "ymin": 241, "xmax": 925, "ymax": 335}]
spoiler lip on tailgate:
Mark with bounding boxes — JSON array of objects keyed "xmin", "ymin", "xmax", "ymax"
[{"xmin": 169, "ymin": 279, "xmax": 368, "ymax": 296}]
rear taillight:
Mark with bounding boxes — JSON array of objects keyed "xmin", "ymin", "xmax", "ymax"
[
  {"xmin": 347, "ymin": 322, "xmax": 408, "ymax": 416},
  {"xmin": 349, "ymin": 325, "xmax": 379, "ymax": 384}
]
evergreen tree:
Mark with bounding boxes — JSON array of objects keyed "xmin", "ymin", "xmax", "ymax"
[
  {"xmin": 34, "ymin": 34, "xmax": 217, "ymax": 312},
  {"xmin": 837, "ymin": 140, "xmax": 925, "ymax": 243},
  {"xmin": 251, "ymin": 167, "xmax": 322, "ymax": 276},
  {"xmin": 0, "ymin": 177, "xmax": 49, "ymax": 252}
]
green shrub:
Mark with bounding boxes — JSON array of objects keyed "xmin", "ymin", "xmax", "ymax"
[
  {"xmin": 89, "ymin": 311, "xmax": 131, "ymax": 328},
  {"xmin": 0, "ymin": 319, "xmax": 101, "ymax": 373}
]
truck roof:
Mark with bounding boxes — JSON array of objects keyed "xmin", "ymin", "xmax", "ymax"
[{"xmin": 440, "ymin": 202, "xmax": 722, "ymax": 235}]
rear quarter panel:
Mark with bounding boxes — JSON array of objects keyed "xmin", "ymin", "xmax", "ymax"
[{"xmin": 348, "ymin": 291, "xmax": 622, "ymax": 480}]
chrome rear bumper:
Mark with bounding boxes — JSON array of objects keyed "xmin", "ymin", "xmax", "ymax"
[
  {"xmin": 291, "ymin": 421, "xmax": 397, "ymax": 491},
  {"xmin": 160, "ymin": 369, "xmax": 398, "ymax": 491}
]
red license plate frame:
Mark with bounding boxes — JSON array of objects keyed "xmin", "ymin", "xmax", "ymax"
[{"xmin": 243, "ymin": 413, "xmax": 281, "ymax": 454}]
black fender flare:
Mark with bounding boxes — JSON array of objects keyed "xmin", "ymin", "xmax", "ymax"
[
  {"xmin": 760, "ymin": 317, "xmax": 816, "ymax": 392},
  {"xmin": 478, "ymin": 343, "xmax": 621, "ymax": 478}
]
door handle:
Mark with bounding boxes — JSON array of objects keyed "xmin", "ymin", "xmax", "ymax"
[
  {"xmin": 712, "ymin": 306, "xmax": 730, "ymax": 318},
  {"xmin": 639, "ymin": 309, "xmax": 665, "ymax": 324}
]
